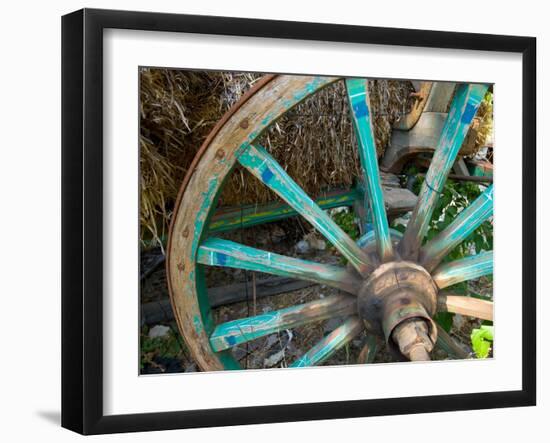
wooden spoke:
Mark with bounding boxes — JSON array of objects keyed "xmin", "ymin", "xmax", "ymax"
[
  {"xmin": 356, "ymin": 227, "xmax": 403, "ymax": 249},
  {"xmin": 237, "ymin": 143, "xmax": 374, "ymax": 275},
  {"xmin": 357, "ymin": 334, "xmax": 379, "ymax": 364},
  {"xmin": 435, "ymin": 324, "xmax": 469, "ymax": 359},
  {"xmin": 437, "ymin": 294, "xmax": 493, "ymax": 321},
  {"xmin": 432, "ymin": 251, "xmax": 493, "ymax": 289},
  {"xmin": 346, "ymin": 78, "xmax": 393, "ymax": 262},
  {"xmin": 209, "ymin": 295, "xmax": 356, "ymax": 352},
  {"xmin": 290, "ymin": 316, "xmax": 363, "ymax": 367},
  {"xmin": 399, "ymin": 83, "xmax": 489, "ymax": 260},
  {"xmin": 197, "ymin": 238, "xmax": 361, "ymax": 294},
  {"xmin": 420, "ymin": 185, "xmax": 493, "ymax": 272}
]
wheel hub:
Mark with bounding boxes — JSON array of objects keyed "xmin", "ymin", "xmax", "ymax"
[{"xmin": 357, "ymin": 261, "xmax": 439, "ymax": 359}]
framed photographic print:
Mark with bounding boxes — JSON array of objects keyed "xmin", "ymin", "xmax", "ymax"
[{"xmin": 62, "ymin": 8, "xmax": 536, "ymax": 435}]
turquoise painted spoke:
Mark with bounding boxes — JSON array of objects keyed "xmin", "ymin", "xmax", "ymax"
[
  {"xmin": 399, "ymin": 83, "xmax": 489, "ymax": 260},
  {"xmin": 290, "ymin": 316, "xmax": 363, "ymax": 368},
  {"xmin": 420, "ymin": 185, "xmax": 493, "ymax": 272},
  {"xmin": 432, "ymin": 251, "xmax": 493, "ymax": 289},
  {"xmin": 346, "ymin": 78, "xmax": 393, "ymax": 262},
  {"xmin": 209, "ymin": 295, "xmax": 356, "ymax": 352},
  {"xmin": 197, "ymin": 238, "xmax": 361, "ymax": 294},
  {"xmin": 237, "ymin": 143, "xmax": 373, "ymax": 275},
  {"xmin": 356, "ymin": 227, "xmax": 403, "ymax": 249}
]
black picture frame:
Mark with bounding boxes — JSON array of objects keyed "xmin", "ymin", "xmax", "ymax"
[{"xmin": 62, "ymin": 8, "xmax": 536, "ymax": 435}]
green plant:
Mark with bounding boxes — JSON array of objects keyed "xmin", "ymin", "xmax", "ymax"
[
  {"xmin": 471, "ymin": 325, "xmax": 494, "ymax": 358},
  {"xmin": 140, "ymin": 325, "xmax": 186, "ymax": 370},
  {"xmin": 332, "ymin": 209, "xmax": 360, "ymax": 240},
  {"xmin": 394, "ymin": 177, "xmax": 493, "ymax": 264}
]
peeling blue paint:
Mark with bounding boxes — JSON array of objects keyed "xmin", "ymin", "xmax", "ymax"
[{"xmin": 261, "ymin": 167, "xmax": 274, "ymax": 183}]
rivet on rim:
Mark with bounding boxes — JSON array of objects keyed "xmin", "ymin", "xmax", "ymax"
[
  {"xmin": 239, "ymin": 118, "xmax": 249, "ymax": 129},
  {"xmin": 215, "ymin": 148, "xmax": 225, "ymax": 159}
]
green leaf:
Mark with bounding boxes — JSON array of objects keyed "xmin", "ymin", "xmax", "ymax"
[
  {"xmin": 434, "ymin": 312, "xmax": 454, "ymax": 333},
  {"xmin": 471, "ymin": 325, "xmax": 494, "ymax": 358}
]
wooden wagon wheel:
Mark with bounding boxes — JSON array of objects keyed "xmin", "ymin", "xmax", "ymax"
[{"xmin": 167, "ymin": 75, "xmax": 493, "ymax": 371}]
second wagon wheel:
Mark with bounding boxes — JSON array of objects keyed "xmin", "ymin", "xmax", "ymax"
[{"xmin": 167, "ymin": 75, "xmax": 494, "ymax": 371}]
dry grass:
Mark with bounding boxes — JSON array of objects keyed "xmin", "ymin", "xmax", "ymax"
[{"xmin": 141, "ymin": 69, "xmax": 492, "ymax": 248}]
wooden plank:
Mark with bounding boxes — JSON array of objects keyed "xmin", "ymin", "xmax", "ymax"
[
  {"xmin": 435, "ymin": 324, "xmax": 470, "ymax": 359},
  {"xmin": 209, "ymin": 294, "xmax": 356, "ymax": 351},
  {"xmin": 237, "ymin": 143, "xmax": 374, "ymax": 275},
  {"xmin": 383, "ymin": 187, "xmax": 417, "ymax": 215},
  {"xmin": 393, "ymin": 82, "xmax": 433, "ymax": 130},
  {"xmin": 357, "ymin": 334, "xmax": 379, "ymax": 364},
  {"xmin": 346, "ymin": 78, "xmax": 393, "ymax": 262},
  {"xmin": 197, "ymin": 238, "xmax": 361, "ymax": 294},
  {"xmin": 467, "ymin": 159, "xmax": 493, "ymax": 177},
  {"xmin": 208, "ymin": 188, "xmax": 360, "ymax": 233},
  {"xmin": 420, "ymin": 185, "xmax": 493, "ymax": 271},
  {"xmin": 437, "ymin": 294, "xmax": 493, "ymax": 321},
  {"xmin": 140, "ymin": 277, "xmax": 316, "ymax": 325},
  {"xmin": 399, "ymin": 84, "xmax": 489, "ymax": 260},
  {"xmin": 290, "ymin": 316, "xmax": 363, "ymax": 367},
  {"xmin": 432, "ymin": 251, "xmax": 493, "ymax": 289}
]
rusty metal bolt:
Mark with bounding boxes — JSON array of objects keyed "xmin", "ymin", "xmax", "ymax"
[
  {"xmin": 239, "ymin": 118, "xmax": 249, "ymax": 129},
  {"xmin": 215, "ymin": 148, "xmax": 225, "ymax": 159}
]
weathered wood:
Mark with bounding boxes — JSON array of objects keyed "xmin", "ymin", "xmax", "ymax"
[
  {"xmin": 393, "ymin": 82, "xmax": 433, "ymax": 130},
  {"xmin": 398, "ymin": 84, "xmax": 489, "ymax": 260},
  {"xmin": 357, "ymin": 227, "xmax": 403, "ymax": 249},
  {"xmin": 467, "ymin": 159, "xmax": 493, "ymax": 177},
  {"xmin": 423, "ymin": 82, "xmax": 456, "ymax": 113},
  {"xmin": 208, "ymin": 188, "xmax": 360, "ymax": 233},
  {"xmin": 452, "ymin": 158, "xmax": 470, "ymax": 176},
  {"xmin": 437, "ymin": 294, "xmax": 493, "ymax": 321},
  {"xmin": 346, "ymin": 78, "xmax": 393, "ymax": 262},
  {"xmin": 238, "ymin": 143, "xmax": 374, "ymax": 275},
  {"xmin": 167, "ymin": 75, "xmax": 339, "ymax": 371},
  {"xmin": 197, "ymin": 238, "xmax": 361, "ymax": 294},
  {"xmin": 140, "ymin": 277, "xmax": 317, "ymax": 325},
  {"xmin": 420, "ymin": 185, "xmax": 493, "ymax": 271},
  {"xmin": 435, "ymin": 324, "xmax": 470, "ymax": 359},
  {"xmin": 357, "ymin": 334, "xmax": 380, "ymax": 364},
  {"xmin": 209, "ymin": 294, "xmax": 357, "ymax": 351},
  {"xmin": 290, "ymin": 316, "xmax": 363, "ymax": 367},
  {"xmin": 432, "ymin": 251, "xmax": 493, "ymax": 289},
  {"xmin": 383, "ymin": 187, "xmax": 418, "ymax": 215},
  {"xmin": 382, "ymin": 112, "xmax": 447, "ymax": 173},
  {"xmin": 208, "ymin": 174, "xmax": 415, "ymax": 234}
]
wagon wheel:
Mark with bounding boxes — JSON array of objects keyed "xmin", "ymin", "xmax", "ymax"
[{"xmin": 167, "ymin": 75, "xmax": 493, "ymax": 371}]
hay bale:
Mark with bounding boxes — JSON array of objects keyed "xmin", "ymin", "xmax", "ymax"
[
  {"xmin": 140, "ymin": 69, "xmax": 414, "ymax": 248},
  {"xmin": 460, "ymin": 90, "xmax": 493, "ymax": 157}
]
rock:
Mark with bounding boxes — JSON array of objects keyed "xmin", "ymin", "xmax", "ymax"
[
  {"xmin": 309, "ymin": 237, "xmax": 326, "ymax": 251},
  {"xmin": 148, "ymin": 325, "xmax": 171, "ymax": 338},
  {"xmin": 452, "ymin": 314, "xmax": 465, "ymax": 331},
  {"xmin": 265, "ymin": 334, "xmax": 279, "ymax": 349},
  {"xmin": 295, "ymin": 240, "xmax": 310, "ymax": 254},
  {"xmin": 263, "ymin": 349, "xmax": 285, "ymax": 368},
  {"xmin": 270, "ymin": 225, "xmax": 286, "ymax": 243}
]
